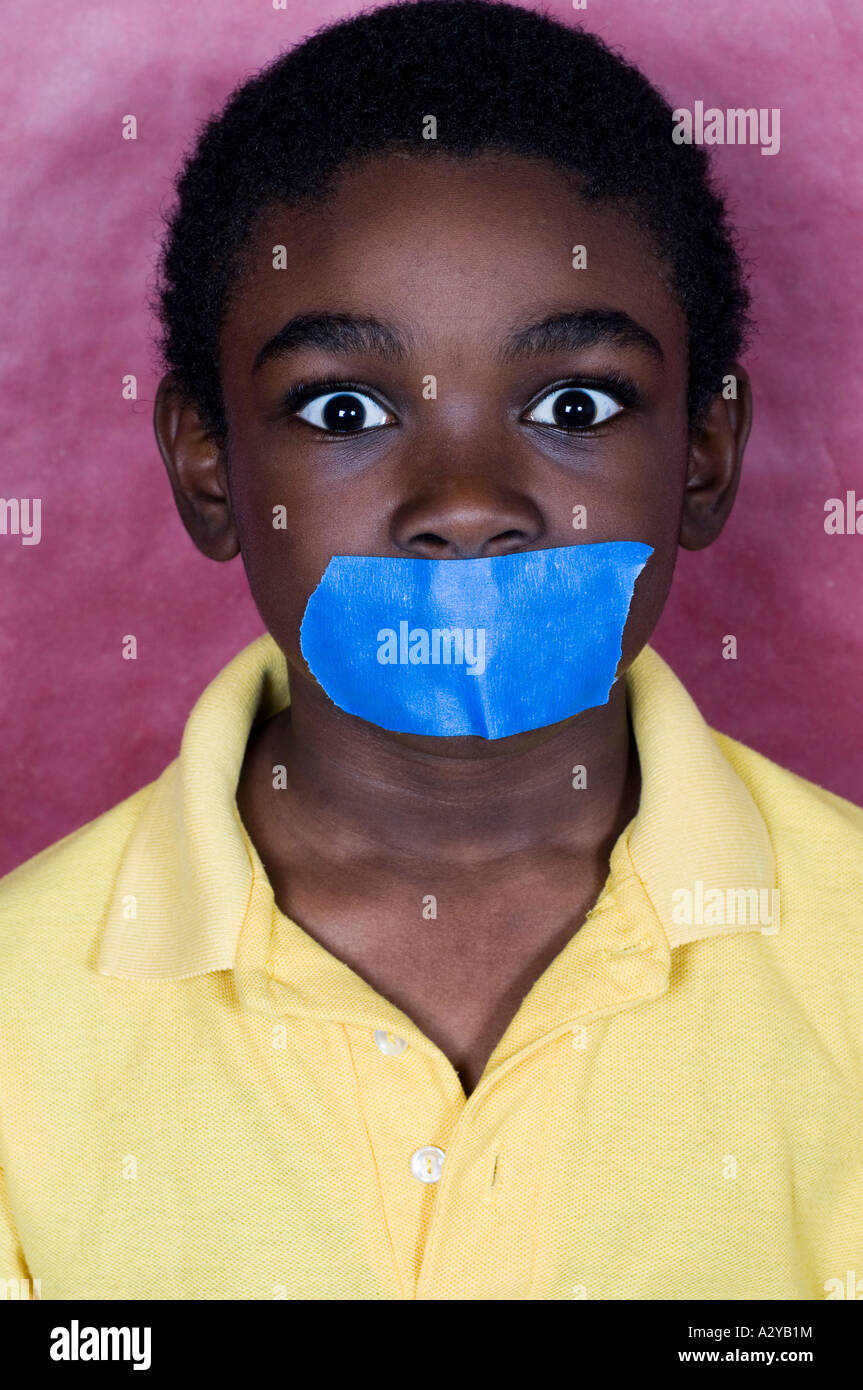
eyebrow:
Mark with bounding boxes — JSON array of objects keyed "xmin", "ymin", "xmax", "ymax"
[
  {"xmin": 251, "ymin": 307, "xmax": 663, "ymax": 374},
  {"xmin": 252, "ymin": 313, "xmax": 413, "ymax": 373},
  {"xmin": 500, "ymin": 310, "xmax": 664, "ymax": 364}
]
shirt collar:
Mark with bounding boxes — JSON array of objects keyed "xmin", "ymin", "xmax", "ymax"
[{"xmin": 97, "ymin": 633, "xmax": 776, "ymax": 985}]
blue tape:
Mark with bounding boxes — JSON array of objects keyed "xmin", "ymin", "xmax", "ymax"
[{"xmin": 300, "ymin": 542, "xmax": 653, "ymax": 739}]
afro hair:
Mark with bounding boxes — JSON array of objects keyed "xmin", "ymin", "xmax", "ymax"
[{"xmin": 155, "ymin": 0, "xmax": 752, "ymax": 444}]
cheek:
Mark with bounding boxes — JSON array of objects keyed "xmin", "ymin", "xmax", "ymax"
[
  {"xmin": 605, "ymin": 450, "xmax": 688, "ymax": 665},
  {"xmin": 226, "ymin": 460, "xmax": 330, "ymax": 664},
  {"xmin": 617, "ymin": 520, "xmax": 681, "ymax": 669},
  {"xmin": 224, "ymin": 427, "xmax": 399, "ymax": 659}
]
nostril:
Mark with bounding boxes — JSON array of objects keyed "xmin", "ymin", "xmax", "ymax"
[
  {"xmin": 412, "ymin": 532, "xmax": 449, "ymax": 551},
  {"xmin": 406, "ymin": 528, "xmax": 531, "ymax": 558},
  {"xmin": 479, "ymin": 529, "xmax": 531, "ymax": 557}
]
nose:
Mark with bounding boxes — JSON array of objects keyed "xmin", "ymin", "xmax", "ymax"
[{"xmin": 391, "ymin": 476, "xmax": 544, "ymax": 559}]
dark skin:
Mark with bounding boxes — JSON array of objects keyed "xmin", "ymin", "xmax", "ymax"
[{"xmin": 155, "ymin": 150, "xmax": 751, "ymax": 1097}]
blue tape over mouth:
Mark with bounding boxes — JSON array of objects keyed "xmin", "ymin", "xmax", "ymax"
[{"xmin": 299, "ymin": 541, "xmax": 653, "ymax": 739}]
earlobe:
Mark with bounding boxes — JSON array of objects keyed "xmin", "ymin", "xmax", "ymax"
[
  {"xmin": 679, "ymin": 364, "xmax": 752, "ymax": 551},
  {"xmin": 153, "ymin": 374, "xmax": 240, "ymax": 561}
]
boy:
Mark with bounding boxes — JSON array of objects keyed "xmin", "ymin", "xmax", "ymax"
[{"xmin": 1, "ymin": 0, "xmax": 861, "ymax": 1301}]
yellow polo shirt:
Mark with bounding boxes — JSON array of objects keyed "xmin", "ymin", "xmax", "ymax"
[{"xmin": 1, "ymin": 635, "xmax": 862, "ymax": 1301}]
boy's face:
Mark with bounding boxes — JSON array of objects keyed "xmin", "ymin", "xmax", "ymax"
[{"xmin": 157, "ymin": 150, "xmax": 749, "ymax": 747}]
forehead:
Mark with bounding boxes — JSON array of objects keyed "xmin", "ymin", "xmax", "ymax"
[{"xmin": 221, "ymin": 149, "xmax": 686, "ymax": 365}]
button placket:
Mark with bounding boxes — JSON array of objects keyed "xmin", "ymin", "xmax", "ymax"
[{"xmin": 373, "ymin": 1030, "xmax": 446, "ymax": 1187}]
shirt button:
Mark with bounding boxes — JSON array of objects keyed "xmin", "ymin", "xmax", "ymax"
[
  {"xmin": 374, "ymin": 1029, "xmax": 408, "ymax": 1057},
  {"xmin": 410, "ymin": 1146, "xmax": 445, "ymax": 1184}
]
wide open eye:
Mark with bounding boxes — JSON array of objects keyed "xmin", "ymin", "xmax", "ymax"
[
  {"xmin": 296, "ymin": 389, "xmax": 392, "ymax": 433},
  {"xmin": 524, "ymin": 385, "xmax": 624, "ymax": 430}
]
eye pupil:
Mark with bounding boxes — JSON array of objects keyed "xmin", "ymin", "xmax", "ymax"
[
  {"xmin": 322, "ymin": 393, "xmax": 366, "ymax": 431},
  {"xmin": 553, "ymin": 389, "xmax": 597, "ymax": 427}
]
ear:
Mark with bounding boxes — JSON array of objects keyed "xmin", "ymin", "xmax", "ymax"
[
  {"xmin": 679, "ymin": 363, "xmax": 753, "ymax": 550},
  {"xmin": 153, "ymin": 374, "xmax": 240, "ymax": 561}
]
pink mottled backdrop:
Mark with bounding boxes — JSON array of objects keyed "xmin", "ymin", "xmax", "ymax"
[{"xmin": 1, "ymin": 0, "xmax": 861, "ymax": 874}]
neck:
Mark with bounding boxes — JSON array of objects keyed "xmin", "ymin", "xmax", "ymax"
[{"xmin": 245, "ymin": 672, "xmax": 640, "ymax": 870}]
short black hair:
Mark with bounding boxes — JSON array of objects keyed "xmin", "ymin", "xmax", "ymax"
[{"xmin": 154, "ymin": 0, "xmax": 752, "ymax": 444}]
